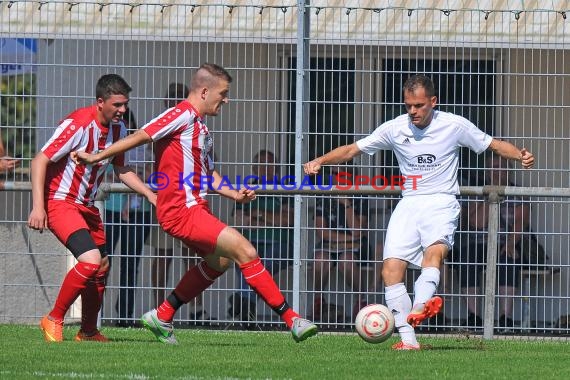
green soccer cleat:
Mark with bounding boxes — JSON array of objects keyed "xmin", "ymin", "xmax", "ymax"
[
  {"xmin": 291, "ymin": 317, "xmax": 318, "ymax": 343},
  {"xmin": 141, "ymin": 309, "xmax": 178, "ymax": 345}
]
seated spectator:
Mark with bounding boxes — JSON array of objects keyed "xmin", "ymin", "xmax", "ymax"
[
  {"xmin": 230, "ymin": 150, "xmax": 293, "ymax": 326},
  {"xmin": 458, "ymin": 154, "xmax": 530, "ymax": 331},
  {"xmin": 312, "ymin": 166, "xmax": 371, "ymax": 322}
]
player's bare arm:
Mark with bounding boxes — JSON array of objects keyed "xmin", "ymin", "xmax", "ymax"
[
  {"xmin": 114, "ymin": 165, "xmax": 157, "ymax": 206},
  {"xmin": 303, "ymin": 143, "xmax": 362, "ymax": 175},
  {"xmin": 72, "ymin": 129, "xmax": 152, "ymax": 165},
  {"xmin": 488, "ymin": 138, "xmax": 534, "ymax": 169},
  {"xmin": 211, "ymin": 170, "xmax": 256, "ymax": 203},
  {"xmin": 27, "ymin": 152, "xmax": 50, "ymax": 231}
]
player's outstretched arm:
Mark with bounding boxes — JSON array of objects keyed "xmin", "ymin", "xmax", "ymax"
[
  {"xmin": 488, "ymin": 138, "xmax": 535, "ymax": 169},
  {"xmin": 303, "ymin": 143, "xmax": 362, "ymax": 175},
  {"xmin": 211, "ymin": 170, "xmax": 256, "ymax": 203},
  {"xmin": 115, "ymin": 165, "xmax": 157, "ymax": 206},
  {"xmin": 27, "ymin": 152, "xmax": 50, "ymax": 231},
  {"xmin": 72, "ymin": 130, "xmax": 152, "ymax": 165}
]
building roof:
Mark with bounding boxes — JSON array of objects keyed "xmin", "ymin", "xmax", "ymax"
[{"xmin": 1, "ymin": 1, "xmax": 569, "ymax": 48}]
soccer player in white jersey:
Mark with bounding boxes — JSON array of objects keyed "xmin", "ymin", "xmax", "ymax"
[
  {"xmin": 28, "ymin": 74, "xmax": 157, "ymax": 342},
  {"xmin": 73, "ymin": 63, "xmax": 318, "ymax": 344},
  {"xmin": 304, "ymin": 74, "xmax": 534, "ymax": 350}
]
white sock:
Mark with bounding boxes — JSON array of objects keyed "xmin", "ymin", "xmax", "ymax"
[
  {"xmin": 413, "ymin": 267, "xmax": 440, "ymax": 307},
  {"xmin": 385, "ymin": 283, "xmax": 417, "ymax": 346}
]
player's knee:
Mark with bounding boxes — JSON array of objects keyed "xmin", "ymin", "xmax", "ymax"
[
  {"xmin": 381, "ymin": 264, "xmax": 391, "ymax": 278},
  {"xmin": 66, "ymin": 229, "xmax": 99, "ymax": 260},
  {"xmin": 218, "ymin": 257, "xmax": 233, "ymax": 271},
  {"xmin": 381, "ymin": 264, "xmax": 404, "ymax": 284},
  {"xmin": 232, "ymin": 241, "xmax": 258, "ymax": 263},
  {"xmin": 243, "ymin": 245, "xmax": 258, "ymax": 262},
  {"xmin": 203, "ymin": 255, "xmax": 232, "ymax": 272}
]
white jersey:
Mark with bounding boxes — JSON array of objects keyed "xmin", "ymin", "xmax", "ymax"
[{"xmin": 356, "ymin": 110, "xmax": 492, "ymax": 196}]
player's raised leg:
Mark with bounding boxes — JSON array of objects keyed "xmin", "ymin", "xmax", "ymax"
[
  {"xmin": 141, "ymin": 205, "xmax": 317, "ymax": 344},
  {"xmin": 407, "ymin": 243, "xmax": 447, "ymax": 328},
  {"xmin": 216, "ymin": 226, "xmax": 317, "ymax": 342},
  {"xmin": 141, "ymin": 207, "xmax": 230, "ymax": 344}
]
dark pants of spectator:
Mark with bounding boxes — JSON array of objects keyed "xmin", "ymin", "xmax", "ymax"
[
  {"xmin": 105, "ymin": 210, "xmax": 152, "ymax": 323},
  {"xmin": 457, "ymin": 242, "xmax": 521, "ymax": 288}
]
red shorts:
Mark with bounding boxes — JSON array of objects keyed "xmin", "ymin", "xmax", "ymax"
[
  {"xmin": 160, "ymin": 204, "xmax": 227, "ymax": 256},
  {"xmin": 47, "ymin": 200, "xmax": 105, "ymax": 247}
]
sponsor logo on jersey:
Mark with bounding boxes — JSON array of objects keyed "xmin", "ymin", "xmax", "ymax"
[{"xmin": 414, "ymin": 153, "xmax": 436, "ymax": 164}]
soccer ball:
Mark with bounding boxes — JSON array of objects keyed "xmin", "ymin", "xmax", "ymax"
[{"xmin": 354, "ymin": 304, "xmax": 395, "ymax": 344}]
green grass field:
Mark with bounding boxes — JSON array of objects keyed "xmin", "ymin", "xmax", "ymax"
[{"xmin": 1, "ymin": 324, "xmax": 569, "ymax": 379}]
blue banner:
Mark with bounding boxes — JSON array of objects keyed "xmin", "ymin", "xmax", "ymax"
[{"xmin": 0, "ymin": 38, "xmax": 37, "ymax": 76}]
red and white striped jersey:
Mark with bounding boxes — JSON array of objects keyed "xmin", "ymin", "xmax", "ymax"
[
  {"xmin": 41, "ymin": 105, "xmax": 126, "ymax": 206},
  {"xmin": 142, "ymin": 100, "xmax": 215, "ymax": 222}
]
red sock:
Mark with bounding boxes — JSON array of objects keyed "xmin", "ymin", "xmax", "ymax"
[
  {"xmin": 49, "ymin": 262, "xmax": 100, "ymax": 322},
  {"xmin": 80, "ymin": 268, "xmax": 108, "ymax": 333},
  {"xmin": 157, "ymin": 261, "xmax": 223, "ymax": 322},
  {"xmin": 240, "ymin": 258, "xmax": 300, "ymax": 328},
  {"xmin": 157, "ymin": 300, "xmax": 176, "ymax": 322},
  {"xmin": 282, "ymin": 309, "xmax": 300, "ymax": 329}
]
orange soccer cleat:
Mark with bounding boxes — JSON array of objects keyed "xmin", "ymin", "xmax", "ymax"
[
  {"xmin": 407, "ymin": 296, "xmax": 444, "ymax": 328},
  {"xmin": 40, "ymin": 315, "xmax": 64, "ymax": 342},
  {"xmin": 74, "ymin": 329, "xmax": 110, "ymax": 342},
  {"xmin": 392, "ymin": 341, "xmax": 421, "ymax": 351}
]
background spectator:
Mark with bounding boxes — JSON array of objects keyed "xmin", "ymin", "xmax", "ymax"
[
  {"xmin": 457, "ymin": 154, "xmax": 530, "ymax": 331},
  {"xmin": 312, "ymin": 166, "xmax": 371, "ymax": 322},
  {"xmin": 104, "ymin": 109, "xmax": 153, "ymax": 327},
  {"xmin": 231, "ymin": 150, "xmax": 293, "ymax": 327}
]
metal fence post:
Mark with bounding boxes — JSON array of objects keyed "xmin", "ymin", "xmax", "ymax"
[
  {"xmin": 483, "ymin": 189, "xmax": 501, "ymax": 339},
  {"xmin": 292, "ymin": 0, "xmax": 310, "ymax": 312}
]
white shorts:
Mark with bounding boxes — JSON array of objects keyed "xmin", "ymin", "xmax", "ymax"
[{"xmin": 383, "ymin": 194, "xmax": 460, "ymax": 267}]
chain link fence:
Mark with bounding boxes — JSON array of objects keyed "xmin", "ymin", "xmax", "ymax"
[{"xmin": 1, "ymin": 1, "xmax": 569, "ymax": 339}]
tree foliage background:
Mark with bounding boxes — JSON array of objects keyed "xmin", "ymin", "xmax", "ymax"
[{"xmin": 0, "ymin": 74, "xmax": 36, "ymax": 169}]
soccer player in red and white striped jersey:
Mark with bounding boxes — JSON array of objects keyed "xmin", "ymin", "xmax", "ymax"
[
  {"xmin": 74, "ymin": 63, "xmax": 318, "ymax": 343},
  {"xmin": 28, "ymin": 74, "xmax": 157, "ymax": 342}
]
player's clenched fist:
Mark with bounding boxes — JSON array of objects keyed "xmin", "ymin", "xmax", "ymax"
[
  {"xmin": 235, "ymin": 188, "xmax": 256, "ymax": 204},
  {"xmin": 28, "ymin": 207, "xmax": 48, "ymax": 232},
  {"xmin": 520, "ymin": 148, "xmax": 534, "ymax": 169},
  {"xmin": 71, "ymin": 151, "xmax": 97, "ymax": 165},
  {"xmin": 303, "ymin": 160, "xmax": 322, "ymax": 175}
]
